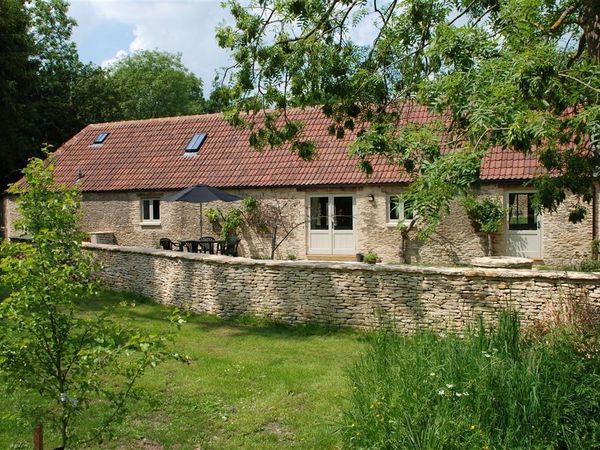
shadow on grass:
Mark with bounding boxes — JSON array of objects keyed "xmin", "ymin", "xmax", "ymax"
[
  {"xmin": 82, "ymin": 289, "xmax": 363, "ymax": 341},
  {"xmin": 1, "ymin": 284, "xmax": 363, "ymax": 340}
]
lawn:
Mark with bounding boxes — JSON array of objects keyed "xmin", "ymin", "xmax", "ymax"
[{"xmin": 0, "ymin": 288, "xmax": 365, "ymax": 449}]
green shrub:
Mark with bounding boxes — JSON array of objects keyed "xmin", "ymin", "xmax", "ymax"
[
  {"xmin": 570, "ymin": 259, "xmax": 600, "ymax": 272},
  {"xmin": 363, "ymin": 250, "xmax": 378, "ymax": 264},
  {"xmin": 463, "ymin": 195, "xmax": 506, "ymax": 256},
  {"xmin": 341, "ymin": 312, "xmax": 600, "ymax": 449}
]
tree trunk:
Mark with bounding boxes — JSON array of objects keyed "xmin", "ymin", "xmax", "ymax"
[
  {"xmin": 400, "ymin": 232, "xmax": 409, "ymax": 264},
  {"xmin": 270, "ymin": 225, "xmax": 278, "ymax": 259},
  {"xmin": 33, "ymin": 423, "xmax": 43, "ymax": 450},
  {"xmin": 582, "ymin": 0, "xmax": 600, "ymax": 62},
  {"xmin": 486, "ymin": 233, "xmax": 492, "ymax": 257}
]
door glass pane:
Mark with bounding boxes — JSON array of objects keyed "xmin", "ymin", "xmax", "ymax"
[
  {"xmin": 153, "ymin": 200, "xmax": 160, "ymax": 220},
  {"xmin": 389, "ymin": 195, "xmax": 400, "ymax": 221},
  {"xmin": 142, "ymin": 200, "xmax": 150, "ymax": 221},
  {"xmin": 310, "ymin": 197, "xmax": 329, "ymax": 230},
  {"xmin": 509, "ymin": 193, "xmax": 537, "ymax": 230},
  {"xmin": 333, "ymin": 196, "xmax": 353, "ymax": 230}
]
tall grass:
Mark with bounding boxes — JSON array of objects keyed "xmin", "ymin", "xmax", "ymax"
[{"xmin": 341, "ymin": 312, "xmax": 600, "ymax": 449}]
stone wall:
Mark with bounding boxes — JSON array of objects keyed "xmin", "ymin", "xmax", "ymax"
[{"xmin": 88, "ymin": 243, "xmax": 600, "ymax": 331}]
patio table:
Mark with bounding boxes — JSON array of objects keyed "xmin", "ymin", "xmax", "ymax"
[{"xmin": 181, "ymin": 239, "xmax": 225, "ymax": 254}]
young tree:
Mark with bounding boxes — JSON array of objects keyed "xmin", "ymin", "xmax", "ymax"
[
  {"xmin": 108, "ymin": 50, "xmax": 205, "ymax": 119},
  {"xmin": 242, "ymin": 197, "xmax": 306, "ymax": 259},
  {"xmin": 463, "ymin": 195, "xmax": 506, "ymax": 256},
  {"xmin": 0, "ymin": 155, "xmax": 178, "ymax": 448},
  {"xmin": 216, "ymin": 0, "xmax": 600, "ymax": 233}
]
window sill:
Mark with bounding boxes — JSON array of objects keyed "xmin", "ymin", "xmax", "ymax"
[
  {"xmin": 140, "ymin": 221, "xmax": 161, "ymax": 227},
  {"xmin": 386, "ymin": 220, "xmax": 414, "ymax": 229}
]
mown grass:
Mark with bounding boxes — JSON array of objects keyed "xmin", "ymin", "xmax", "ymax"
[
  {"xmin": 341, "ymin": 312, "xmax": 600, "ymax": 449},
  {"xmin": 0, "ymin": 289, "xmax": 365, "ymax": 449}
]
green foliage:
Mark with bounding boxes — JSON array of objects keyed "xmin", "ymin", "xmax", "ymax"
[
  {"xmin": 205, "ymin": 206, "xmax": 222, "ymax": 224},
  {"xmin": 218, "ymin": 0, "xmax": 600, "ymax": 232},
  {"xmin": 402, "ymin": 149, "xmax": 483, "ymax": 239},
  {"xmin": 0, "ymin": 0, "xmax": 38, "ymax": 188},
  {"xmin": 567, "ymin": 259, "xmax": 600, "ymax": 272},
  {"xmin": 463, "ymin": 195, "xmax": 506, "ymax": 234},
  {"xmin": 363, "ymin": 250, "xmax": 378, "ymax": 264},
  {"xmin": 107, "ymin": 50, "xmax": 205, "ymax": 120},
  {"xmin": 241, "ymin": 196, "xmax": 270, "ymax": 234},
  {"xmin": 592, "ymin": 238, "xmax": 600, "ymax": 260},
  {"xmin": 205, "ymin": 206, "xmax": 243, "ymax": 239},
  {"xmin": 0, "ymin": 155, "xmax": 179, "ymax": 447},
  {"xmin": 341, "ymin": 312, "xmax": 600, "ymax": 449}
]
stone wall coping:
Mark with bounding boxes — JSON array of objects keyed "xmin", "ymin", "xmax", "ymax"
[{"xmin": 83, "ymin": 242, "xmax": 600, "ymax": 283}]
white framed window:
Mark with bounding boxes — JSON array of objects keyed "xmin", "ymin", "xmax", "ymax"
[
  {"xmin": 140, "ymin": 199, "xmax": 160, "ymax": 223},
  {"xmin": 387, "ymin": 194, "xmax": 414, "ymax": 224}
]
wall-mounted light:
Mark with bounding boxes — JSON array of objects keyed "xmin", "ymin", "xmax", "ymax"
[{"xmin": 367, "ymin": 194, "xmax": 375, "ymax": 202}]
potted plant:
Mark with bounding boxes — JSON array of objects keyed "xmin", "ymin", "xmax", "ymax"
[{"xmin": 363, "ymin": 250, "xmax": 378, "ymax": 264}]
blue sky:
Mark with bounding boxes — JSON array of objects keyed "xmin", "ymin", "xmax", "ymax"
[
  {"xmin": 68, "ymin": 0, "xmax": 234, "ymax": 94},
  {"xmin": 67, "ymin": 0, "xmax": 379, "ymax": 96}
]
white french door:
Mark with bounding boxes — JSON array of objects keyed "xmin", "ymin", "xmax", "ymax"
[
  {"xmin": 308, "ymin": 195, "xmax": 356, "ymax": 255},
  {"xmin": 506, "ymin": 191, "xmax": 542, "ymax": 259}
]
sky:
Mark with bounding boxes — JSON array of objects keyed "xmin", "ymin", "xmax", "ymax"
[
  {"xmin": 68, "ymin": 0, "xmax": 379, "ymax": 96},
  {"xmin": 69, "ymin": 0, "xmax": 235, "ymax": 94}
]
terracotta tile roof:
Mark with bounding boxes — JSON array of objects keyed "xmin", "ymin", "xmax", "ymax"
[{"xmin": 48, "ymin": 106, "xmax": 541, "ymax": 192}]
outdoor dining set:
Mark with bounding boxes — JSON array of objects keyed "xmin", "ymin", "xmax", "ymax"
[
  {"xmin": 159, "ymin": 236, "xmax": 241, "ymax": 256},
  {"xmin": 158, "ymin": 184, "xmax": 244, "ymax": 257}
]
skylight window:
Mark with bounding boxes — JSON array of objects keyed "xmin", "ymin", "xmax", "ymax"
[
  {"xmin": 94, "ymin": 132, "xmax": 109, "ymax": 144},
  {"xmin": 185, "ymin": 133, "xmax": 207, "ymax": 152}
]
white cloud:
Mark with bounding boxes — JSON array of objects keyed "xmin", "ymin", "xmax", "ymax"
[
  {"xmin": 101, "ymin": 48, "xmax": 129, "ymax": 68},
  {"xmin": 70, "ymin": 0, "xmax": 234, "ymax": 93}
]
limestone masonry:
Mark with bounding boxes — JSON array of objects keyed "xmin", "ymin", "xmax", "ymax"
[{"xmin": 87, "ymin": 243, "xmax": 600, "ymax": 330}]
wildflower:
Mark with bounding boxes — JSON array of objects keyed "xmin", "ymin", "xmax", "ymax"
[
  {"xmin": 437, "ymin": 389, "xmax": 445, "ymax": 396},
  {"xmin": 463, "ymin": 391, "xmax": 469, "ymax": 396},
  {"xmin": 470, "ymin": 425, "xmax": 476, "ymax": 430},
  {"xmin": 482, "ymin": 351, "xmax": 491, "ymax": 358},
  {"xmin": 430, "ymin": 372, "xmax": 436, "ymax": 377},
  {"xmin": 446, "ymin": 383, "xmax": 455, "ymax": 389},
  {"xmin": 455, "ymin": 392, "xmax": 462, "ymax": 397}
]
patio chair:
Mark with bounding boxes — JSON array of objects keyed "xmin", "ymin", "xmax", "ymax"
[
  {"xmin": 184, "ymin": 240, "xmax": 200, "ymax": 253},
  {"xmin": 159, "ymin": 238, "xmax": 182, "ymax": 251},
  {"xmin": 199, "ymin": 236, "xmax": 216, "ymax": 254},
  {"xmin": 221, "ymin": 236, "xmax": 241, "ymax": 257}
]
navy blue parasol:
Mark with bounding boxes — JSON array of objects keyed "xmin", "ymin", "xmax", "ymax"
[{"xmin": 162, "ymin": 185, "xmax": 242, "ymax": 236}]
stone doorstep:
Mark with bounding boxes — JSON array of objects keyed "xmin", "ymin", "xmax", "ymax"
[{"xmin": 471, "ymin": 256, "xmax": 534, "ymax": 269}]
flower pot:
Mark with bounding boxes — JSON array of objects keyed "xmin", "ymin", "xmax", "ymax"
[{"xmin": 356, "ymin": 253, "xmax": 364, "ymax": 262}]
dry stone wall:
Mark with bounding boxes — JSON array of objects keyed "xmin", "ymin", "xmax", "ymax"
[{"xmin": 87, "ymin": 243, "xmax": 600, "ymax": 331}]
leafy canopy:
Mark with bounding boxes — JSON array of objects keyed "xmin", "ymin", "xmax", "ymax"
[
  {"xmin": 216, "ymin": 0, "xmax": 600, "ymax": 232},
  {"xmin": 108, "ymin": 50, "xmax": 205, "ymax": 120}
]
